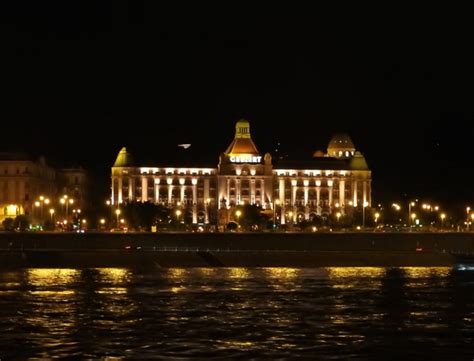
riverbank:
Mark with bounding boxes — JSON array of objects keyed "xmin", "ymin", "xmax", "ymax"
[{"xmin": 0, "ymin": 232, "xmax": 473, "ymax": 268}]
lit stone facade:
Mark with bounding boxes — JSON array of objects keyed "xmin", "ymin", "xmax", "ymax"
[
  {"xmin": 0, "ymin": 153, "xmax": 87, "ymax": 223},
  {"xmin": 111, "ymin": 120, "xmax": 371, "ymax": 225}
]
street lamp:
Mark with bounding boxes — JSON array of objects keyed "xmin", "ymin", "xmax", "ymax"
[
  {"xmin": 467, "ymin": 207, "xmax": 472, "ymax": 231},
  {"xmin": 440, "ymin": 213, "xmax": 446, "ymax": 229},
  {"xmin": 288, "ymin": 211, "xmax": 293, "ymax": 225},
  {"xmin": 408, "ymin": 201, "xmax": 416, "ymax": 227},
  {"xmin": 273, "ymin": 200, "xmax": 280, "ymax": 230},
  {"xmin": 115, "ymin": 209, "xmax": 121, "ymax": 227},
  {"xmin": 362, "ymin": 201, "xmax": 369, "ymax": 228},
  {"xmin": 374, "ymin": 212, "xmax": 380, "ymax": 224},
  {"xmin": 236, "ymin": 210, "xmax": 242, "ymax": 229},
  {"xmin": 60, "ymin": 196, "xmax": 74, "ymax": 220},
  {"xmin": 49, "ymin": 208, "xmax": 55, "ymax": 222},
  {"xmin": 176, "ymin": 209, "xmax": 182, "ymax": 223},
  {"xmin": 36, "ymin": 196, "xmax": 50, "ymax": 222},
  {"xmin": 336, "ymin": 212, "xmax": 341, "ymax": 225},
  {"xmin": 100, "ymin": 218, "xmax": 106, "ymax": 231}
]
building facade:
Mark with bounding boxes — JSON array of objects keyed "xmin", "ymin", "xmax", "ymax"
[
  {"xmin": 111, "ymin": 120, "xmax": 371, "ymax": 225},
  {"xmin": 0, "ymin": 153, "xmax": 87, "ymax": 223}
]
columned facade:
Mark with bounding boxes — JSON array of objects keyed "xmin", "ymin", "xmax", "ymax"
[{"xmin": 110, "ymin": 121, "xmax": 372, "ymax": 226}]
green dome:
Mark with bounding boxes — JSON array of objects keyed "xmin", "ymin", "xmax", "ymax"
[{"xmin": 113, "ymin": 147, "xmax": 134, "ymax": 167}]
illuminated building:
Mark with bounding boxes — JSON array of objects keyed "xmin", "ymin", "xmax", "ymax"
[
  {"xmin": 0, "ymin": 153, "xmax": 87, "ymax": 223},
  {"xmin": 111, "ymin": 120, "xmax": 371, "ymax": 225}
]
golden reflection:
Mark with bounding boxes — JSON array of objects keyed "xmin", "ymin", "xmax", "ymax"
[
  {"xmin": 263, "ymin": 268, "xmax": 300, "ymax": 280},
  {"xmin": 328, "ymin": 268, "xmax": 385, "ymax": 290},
  {"xmin": 97, "ymin": 287, "xmax": 127, "ymax": 294},
  {"xmin": 401, "ymin": 267, "xmax": 451, "ymax": 279},
  {"xmin": 27, "ymin": 269, "xmax": 79, "ymax": 287},
  {"xmin": 167, "ymin": 268, "xmax": 188, "ymax": 279},
  {"xmin": 327, "ymin": 267, "xmax": 386, "ymax": 279},
  {"xmin": 217, "ymin": 340, "xmax": 255, "ymax": 350},
  {"xmin": 197, "ymin": 268, "xmax": 217, "ymax": 276},
  {"xmin": 227, "ymin": 268, "xmax": 250, "ymax": 279},
  {"xmin": 170, "ymin": 286, "xmax": 186, "ymax": 293},
  {"xmin": 29, "ymin": 290, "xmax": 75, "ymax": 296},
  {"xmin": 97, "ymin": 268, "xmax": 130, "ymax": 283}
]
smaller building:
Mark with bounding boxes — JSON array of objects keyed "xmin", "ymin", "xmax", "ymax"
[{"xmin": 0, "ymin": 152, "xmax": 87, "ymax": 224}]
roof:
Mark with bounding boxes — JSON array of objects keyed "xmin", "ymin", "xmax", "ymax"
[
  {"xmin": 224, "ymin": 119, "xmax": 260, "ymax": 155},
  {"xmin": 225, "ymin": 138, "xmax": 260, "ymax": 155},
  {"xmin": 113, "ymin": 147, "xmax": 135, "ymax": 167},
  {"xmin": 349, "ymin": 151, "xmax": 370, "ymax": 170},
  {"xmin": 327, "ymin": 133, "xmax": 355, "ymax": 150}
]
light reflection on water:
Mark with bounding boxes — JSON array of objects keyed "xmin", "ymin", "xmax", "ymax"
[{"xmin": 0, "ymin": 267, "xmax": 473, "ymax": 359}]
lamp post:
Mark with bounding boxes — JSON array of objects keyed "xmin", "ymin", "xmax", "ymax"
[
  {"xmin": 39, "ymin": 196, "xmax": 44, "ymax": 221},
  {"xmin": 49, "ymin": 208, "xmax": 55, "ymax": 222},
  {"xmin": 236, "ymin": 210, "xmax": 242, "ymax": 231},
  {"xmin": 106, "ymin": 200, "xmax": 113, "ymax": 225},
  {"xmin": 374, "ymin": 212, "xmax": 380, "ymax": 224},
  {"xmin": 176, "ymin": 209, "xmax": 182, "ymax": 229},
  {"xmin": 34, "ymin": 201, "xmax": 40, "ymax": 223},
  {"xmin": 115, "ymin": 209, "xmax": 121, "ymax": 228},
  {"xmin": 440, "ymin": 213, "xmax": 446, "ymax": 229},
  {"xmin": 408, "ymin": 201, "xmax": 415, "ymax": 227},
  {"xmin": 36, "ymin": 196, "xmax": 50, "ymax": 223},
  {"xmin": 60, "ymin": 196, "xmax": 74, "ymax": 221},
  {"xmin": 336, "ymin": 212, "xmax": 341, "ymax": 227},
  {"xmin": 467, "ymin": 207, "xmax": 471, "ymax": 231},
  {"xmin": 100, "ymin": 218, "xmax": 106, "ymax": 231},
  {"xmin": 273, "ymin": 200, "xmax": 280, "ymax": 230},
  {"xmin": 362, "ymin": 201, "xmax": 368, "ymax": 228}
]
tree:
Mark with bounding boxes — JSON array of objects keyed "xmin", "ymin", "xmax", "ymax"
[
  {"xmin": 234, "ymin": 204, "xmax": 270, "ymax": 231},
  {"xmin": 14, "ymin": 215, "xmax": 31, "ymax": 231},
  {"xmin": 227, "ymin": 221, "xmax": 238, "ymax": 231},
  {"xmin": 2, "ymin": 218, "xmax": 14, "ymax": 231},
  {"xmin": 122, "ymin": 202, "xmax": 171, "ymax": 231}
]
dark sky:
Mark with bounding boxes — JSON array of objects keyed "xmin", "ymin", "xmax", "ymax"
[{"xmin": 1, "ymin": 3, "xmax": 474, "ymax": 206}]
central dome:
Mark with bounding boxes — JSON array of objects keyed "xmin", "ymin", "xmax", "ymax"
[{"xmin": 327, "ymin": 133, "xmax": 356, "ymax": 158}]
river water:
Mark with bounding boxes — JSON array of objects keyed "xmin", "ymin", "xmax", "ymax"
[{"xmin": 0, "ymin": 267, "xmax": 473, "ymax": 359}]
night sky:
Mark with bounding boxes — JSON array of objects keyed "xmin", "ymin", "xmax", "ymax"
[{"xmin": 2, "ymin": 4, "xmax": 474, "ymax": 207}]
